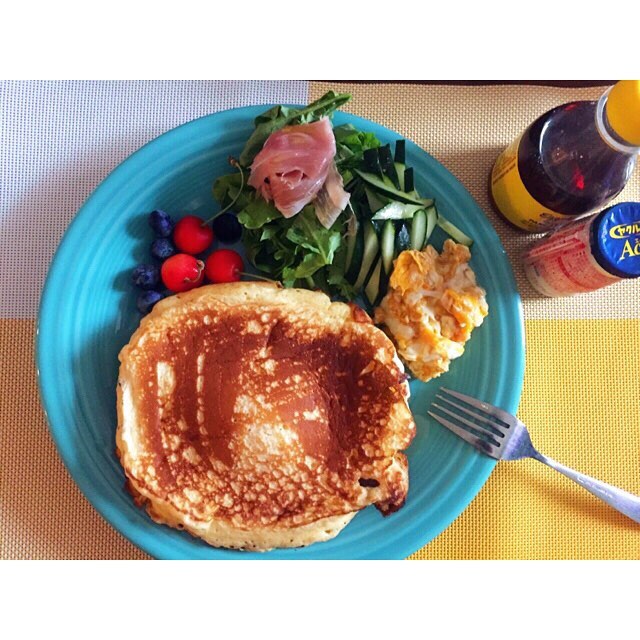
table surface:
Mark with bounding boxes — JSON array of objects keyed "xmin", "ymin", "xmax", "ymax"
[{"xmin": 1, "ymin": 80, "xmax": 638, "ymax": 560}]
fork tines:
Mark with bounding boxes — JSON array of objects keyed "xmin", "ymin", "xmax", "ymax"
[{"xmin": 427, "ymin": 388, "xmax": 514, "ymax": 459}]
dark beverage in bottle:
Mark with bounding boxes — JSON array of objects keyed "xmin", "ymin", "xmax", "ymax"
[{"xmin": 490, "ymin": 81, "xmax": 640, "ymax": 233}]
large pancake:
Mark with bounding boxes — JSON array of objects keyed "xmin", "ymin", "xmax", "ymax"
[{"xmin": 116, "ymin": 282, "xmax": 415, "ymax": 551}]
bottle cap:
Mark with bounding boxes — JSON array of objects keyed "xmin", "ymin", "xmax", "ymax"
[
  {"xmin": 606, "ymin": 81, "xmax": 640, "ymax": 146},
  {"xmin": 590, "ymin": 202, "xmax": 640, "ymax": 279}
]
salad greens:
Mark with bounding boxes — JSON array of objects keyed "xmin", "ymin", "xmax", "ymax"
[
  {"xmin": 239, "ymin": 91, "xmax": 352, "ymax": 166},
  {"xmin": 212, "ymin": 92, "xmax": 473, "ymax": 306}
]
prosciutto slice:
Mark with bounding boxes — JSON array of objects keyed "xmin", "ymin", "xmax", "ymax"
[
  {"xmin": 313, "ymin": 162, "xmax": 351, "ymax": 229},
  {"xmin": 248, "ymin": 118, "xmax": 337, "ymax": 218}
]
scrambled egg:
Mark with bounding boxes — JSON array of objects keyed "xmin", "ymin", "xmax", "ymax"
[{"xmin": 374, "ymin": 240, "xmax": 488, "ymax": 382}]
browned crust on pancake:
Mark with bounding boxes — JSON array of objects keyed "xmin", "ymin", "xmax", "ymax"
[
  {"xmin": 348, "ymin": 302, "xmax": 373, "ymax": 325},
  {"xmin": 116, "ymin": 283, "xmax": 415, "ymax": 549}
]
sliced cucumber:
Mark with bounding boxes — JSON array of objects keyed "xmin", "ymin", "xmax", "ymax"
[
  {"xmin": 379, "ymin": 145, "xmax": 401, "ymax": 190},
  {"xmin": 363, "ymin": 148, "xmax": 382, "ymax": 176},
  {"xmin": 404, "ymin": 167, "xmax": 414, "ymax": 192},
  {"xmin": 381, "ymin": 220, "xmax": 396, "ymax": 274},
  {"xmin": 394, "ymin": 162, "xmax": 406, "ymax": 190},
  {"xmin": 354, "ymin": 169, "xmax": 428, "ymax": 206},
  {"xmin": 365, "ymin": 255, "xmax": 390, "ymax": 307},
  {"xmin": 394, "ymin": 139, "xmax": 406, "ymax": 164},
  {"xmin": 423, "ymin": 206, "xmax": 438, "ymax": 247},
  {"xmin": 400, "ymin": 168, "xmax": 424, "ymax": 201},
  {"xmin": 378, "ymin": 262, "xmax": 390, "ymax": 304},
  {"xmin": 365, "ymin": 187, "xmax": 388, "ymax": 214},
  {"xmin": 436, "ymin": 212, "xmax": 474, "ymax": 247},
  {"xmin": 372, "ymin": 201, "xmax": 424, "ymax": 220},
  {"xmin": 364, "ymin": 257, "xmax": 382, "ymax": 306},
  {"xmin": 354, "ymin": 221, "xmax": 380, "ymax": 290},
  {"xmin": 344, "ymin": 218, "xmax": 359, "ymax": 274},
  {"xmin": 410, "ymin": 209, "xmax": 427, "ymax": 250},
  {"xmin": 346, "ymin": 219, "xmax": 365, "ymax": 283}
]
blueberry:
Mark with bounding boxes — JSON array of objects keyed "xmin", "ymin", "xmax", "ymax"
[
  {"xmin": 137, "ymin": 290, "xmax": 163, "ymax": 315},
  {"xmin": 211, "ymin": 213, "xmax": 242, "ymax": 244},
  {"xmin": 151, "ymin": 237, "xmax": 176, "ymax": 260},
  {"xmin": 149, "ymin": 209, "xmax": 174, "ymax": 238},
  {"xmin": 131, "ymin": 263, "xmax": 160, "ymax": 290}
]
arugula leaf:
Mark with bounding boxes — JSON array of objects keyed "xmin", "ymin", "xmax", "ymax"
[
  {"xmin": 242, "ymin": 229, "xmax": 270, "ymax": 271},
  {"xmin": 239, "ymin": 91, "xmax": 352, "ymax": 166},
  {"xmin": 273, "ymin": 239, "xmax": 299, "ymax": 269},
  {"xmin": 326, "ymin": 241, "xmax": 357, "ymax": 300},
  {"xmin": 283, "ymin": 252, "xmax": 329, "ymax": 280},
  {"xmin": 326, "ymin": 265, "xmax": 357, "ymax": 300},
  {"xmin": 253, "ymin": 104, "xmax": 295, "ymax": 127},
  {"xmin": 213, "ymin": 172, "xmax": 240, "ymax": 204},
  {"xmin": 238, "ymin": 205, "xmax": 345, "ymax": 289},
  {"xmin": 334, "ymin": 124, "xmax": 381, "ymax": 170},
  {"xmin": 286, "ymin": 207, "xmax": 341, "ymax": 262},
  {"xmin": 212, "ymin": 172, "xmax": 252, "ymax": 211},
  {"xmin": 236, "ymin": 197, "xmax": 281, "ymax": 229},
  {"xmin": 259, "ymin": 226, "xmax": 280, "ymax": 241},
  {"xmin": 211, "ymin": 94, "xmax": 431, "ymax": 303},
  {"xmin": 296, "ymin": 91, "xmax": 352, "ymax": 122},
  {"xmin": 334, "ymin": 124, "xmax": 381, "ymax": 150}
]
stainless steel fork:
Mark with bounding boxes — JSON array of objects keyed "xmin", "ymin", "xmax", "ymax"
[{"xmin": 428, "ymin": 387, "xmax": 640, "ymax": 523}]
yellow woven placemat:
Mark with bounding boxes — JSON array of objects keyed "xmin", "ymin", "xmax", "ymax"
[
  {"xmin": 2, "ymin": 82, "xmax": 639, "ymax": 559},
  {"xmin": 309, "ymin": 82, "xmax": 640, "ymax": 560},
  {"xmin": 0, "ymin": 320, "xmax": 147, "ymax": 559}
]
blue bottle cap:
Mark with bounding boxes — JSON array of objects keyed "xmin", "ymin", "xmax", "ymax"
[{"xmin": 590, "ymin": 202, "xmax": 640, "ymax": 279}]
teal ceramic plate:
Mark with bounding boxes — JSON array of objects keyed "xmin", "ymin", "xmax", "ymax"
[{"xmin": 37, "ymin": 106, "xmax": 525, "ymax": 559}]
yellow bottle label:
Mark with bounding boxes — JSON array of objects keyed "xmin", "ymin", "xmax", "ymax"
[{"xmin": 490, "ymin": 133, "xmax": 575, "ymax": 232}]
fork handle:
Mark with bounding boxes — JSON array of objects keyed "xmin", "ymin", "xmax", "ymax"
[{"xmin": 533, "ymin": 453, "xmax": 640, "ymax": 523}]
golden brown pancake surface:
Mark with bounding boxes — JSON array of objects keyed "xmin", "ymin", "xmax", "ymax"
[{"xmin": 116, "ymin": 283, "xmax": 415, "ymax": 550}]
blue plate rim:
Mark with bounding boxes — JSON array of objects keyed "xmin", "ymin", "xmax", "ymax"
[{"xmin": 36, "ymin": 104, "xmax": 525, "ymax": 560}]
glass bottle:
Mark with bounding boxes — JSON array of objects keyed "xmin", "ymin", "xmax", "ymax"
[{"xmin": 490, "ymin": 80, "xmax": 640, "ymax": 233}]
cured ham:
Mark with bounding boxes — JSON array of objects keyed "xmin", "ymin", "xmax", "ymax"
[
  {"xmin": 313, "ymin": 162, "xmax": 351, "ymax": 229},
  {"xmin": 249, "ymin": 118, "xmax": 341, "ymax": 218}
]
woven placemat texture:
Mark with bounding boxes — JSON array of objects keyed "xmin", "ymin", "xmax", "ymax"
[
  {"xmin": 310, "ymin": 81, "xmax": 640, "ymax": 560},
  {"xmin": 1, "ymin": 81, "xmax": 639, "ymax": 559},
  {"xmin": 311, "ymin": 82, "xmax": 640, "ymax": 320},
  {"xmin": 1, "ymin": 80, "xmax": 310, "ymax": 561},
  {"xmin": 0, "ymin": 320, "xmax": 148, "ymax": 559},
  {"xmin": 0, "ymin": 80, "xmax": 309, "ymax": 318},
  {"xmin": 411, "ymin": 319, "xmax": 640, "ymax": 559}
]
